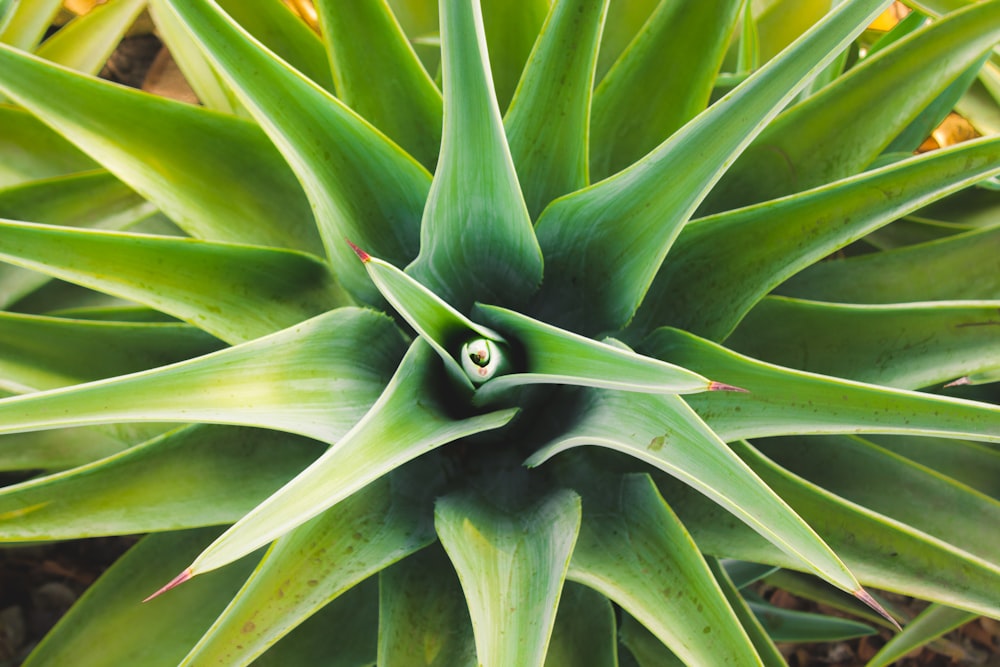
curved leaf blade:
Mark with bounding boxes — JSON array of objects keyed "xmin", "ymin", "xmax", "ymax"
[
  {"xmin": 0, "ymin": 44, "xmax": 320, "ymax": 252},
  {"xmin": 315, "ymin": 0, "xmax": 443, "ymax": 171},
  {"xmin": 867, "ymin": 604, "xmax": 978, "ymax": 667},
  {"xmin": 558, "ymin": 469, "xmax": 763, "ymax": 666},
  {"xmin": 527, "ymin": 388, "xmax": 868, "ymax": 598},
  {"xmin": 161, "ymin": 0, "xmax": 431, "ymax": 304},
  {"xmin": 181, "ymin": 464, "xmax": 440, "ymax": 667},
  {"xmin": 0, "ymin": 308, "xmax": 407, "ymax": 443},
  {"xmin": 435, "ymin": 487, "xmax": 581, "ymax": 667},
  {"xmin": 406, "ymin": 0, "xmax": 543, "ymax": 312},
  {"xmin": 0, "ymin": 425, "xmax": 321, "ymax": 540},
  {"xmin": 726, "ymin": 297, "xmax": 1000, "ymax": 388},
  {"xmin": 532, "ymin": 0, "xmax": 893, "ymax": 336},
  {"xmin": 544, "ymin": 582, "xmax": 618, "ymax": 667},
  {"xmin": 632, "ymin": 135, "xmax": 1000, "ymax": 340},
  {"xmin": 504, "ymin": 0, "xmax": 609, "ymax": 218},
  {"xmin": 34, "ymin": 0, "xmax": 146, "ymax": 75},
  {"xmin": 0, "ymin": 220, "xmax": 346, "ymax": 343},
  {"xmin": 646, "ymin": 327, "xmax": 1000, "ymax": 443},
  {"xmin": 168, "ymin": 339, "xmax": 516, "ymax": 584}
]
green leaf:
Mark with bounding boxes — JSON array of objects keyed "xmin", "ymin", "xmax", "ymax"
[
  {"xmin": 0, "ymin": 425, "xmax": 321, "ymax": 540},
  {"xmin": 755, "ymin": 434, "xmax": 1000, "ymax": 566},
  {"xmin": 632, "ymin": 135, "xmax": 1000, "ymax": 340},
  {"xmin": 544, "ymin": 582, "xmax": 618, "ymax": 667},
  {"xmin": 435, "ymin": 487, "xmax": 581, "ymax": 667},
  {"xmin": 214, "ymin": 0, "xmax": 335, "ymax": 92},
  {"xmin": 702, "ymin": 1, "xmax": 1000, "ymax": 210},
  {"xmin": 378, "ymin": 544, "xmax": 478, "ymax": 667},
  {"xmin": 868, "ymin": 434, "xmax": 1000, "ymax": 498},
  {"xmin": 0, "ymin": 171, "xmax": 157, "ymax": 308},
  {"xmin": 504, "ymin": 0, "xmax": 608, "ymax": 218},
  {"xmin": 866, "ymin": 604, "xmax": 978, "ymax": 667},
  {"xmin": 657, "ymin": 441, "xmax": 1000, "ymax": 617},
  {"xmin": 480, "ymin": 0, "xmax": 549, "ymax": 112},
  {"xmin": 171, "ymin": 339, "xmax": 516, "ymax": 584},
  {"xmin": 252, "ymin": 579, "xmax": 377, "ymax": 667},
  {"xmin": 180, "ymin": 464, "xmax": 440, "ymax": 667},
  {"xmin": 618, "ymin": 613, "xmax": 685, "ymax": 667},
  {"xmin": 0, "ymin": 220, "xmax": 346, "ymax": 344},
  {"xmin": 472, "ymin": 304, "xmax": 711, "ymax": 404},
  {"xmin": 777, "ymin": 224, "xmax": 1000, "ymax": 303},
  {"xmin": 0, "ymin": 423, "xmax": 166, "ymax": 472},
  {"xmin": 0, "ymin": 312, "xmax": 223, "ymax": 390},
  {"xmin": 746, "ymin": 598, "xmax": 876, "ymax": 642},
  {"xmin": 161, "ymin": 0, "xmax": 430, "ymax": 304},
  {"xmin": 0, "ymin": 46, "xmax": 321, "ymax": 253},
  {"xmin": 558, "ymin": 469, "xmax": 762, "ymax": 665},
  {"xmin": 0, "ymin": 105, "xmax": 96, "ymax": 188},
  {"xmin": 646, "ymin": 327, "xmax": 1000, "ymax": 443},
  {"xmin": 532, "ymin": 0, "xmax": 893, "ymax": 336},
  {"xmin": 707, "ymin": 558, "xmax": 787, "ymax": 667},
  {"xmin": 34, "ymin": 0, "xmax": 146, "ymax": 74},
  {"xmin": 527, "ymin": 388, "xmax": 868, "ymax": 599},
  {"xmin": 594, "ymin": 0, "xmax": 657, "ymax": 82},
  {"xmin": 406, "ymin": 0, "xmax": 543, "ymax": 312},
  {"xmin": 589, "ymin": 0, "xmax": 742, "ymax": 181},
  {"xmin": 0, "ymin": 308, "xmax": 407, "ymax": 443},
  {"xmin": 0, "ymin": 0, "xmax": 61, "ymax": 50},
  {"xmin": 726, "ymin": 297, "xmax": 1000, "ymax": 388},
  {"xmin": 315, "ymin": 0, "xmax": 443, "ymax": 171},
  {"xmin": 21, "ymin": 529, "xmax": 260, "ymax": 667},
  {"xmin": 353, "ymin": 250, "xmax": 505, "ymax": 389}
]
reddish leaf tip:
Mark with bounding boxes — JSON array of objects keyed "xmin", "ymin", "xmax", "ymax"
[
  {"xmin": 142, "ymin": 568, "xmax": 193, "ymax": 603},
  {"xmin": 709, "ymin": 381, "xmax": 749, "ymax": 393},
  {"xmin": 854, "ymin": 588, "xmax": 901, "ymax": 631},
  {"xmin": 345, "ymin": 238, "xmax": 371, "ymax": 263},
  {"xmin": 944, "ymin": 376, "xmax": 971, "ymax": 387}
]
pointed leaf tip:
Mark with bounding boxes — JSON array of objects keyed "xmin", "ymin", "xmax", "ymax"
[
  {"xmin": 142, "ymin": 568, "xmax": 193, "ymax": 603},
  {"xmin": 709, "ymin": 381, "xmax": 749, "ymax": 393},
  {"xmin": 944, "ymin": 376, "xmax": 971, "ymax": 387},
  {"xmin": 854, "ymin": 588, "xmax": 901, "ymax": 631},
  {"xmin": 345, "ymin": 238, "xmax": 371, "ymax": 263}
]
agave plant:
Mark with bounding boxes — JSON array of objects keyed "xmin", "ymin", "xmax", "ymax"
[{"xmin": 0, "ymin": 0, "xmax": 998, "ymax": 664}]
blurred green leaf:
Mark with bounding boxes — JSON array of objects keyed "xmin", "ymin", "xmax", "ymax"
[
  {"xmin": 590, "ymin": 0, "xmax": 742, "ymax": 180},
  {"xmin": 435, "ymin": 487, "xmax": 581, "ymax": 667},
  {"xmin": 407, "ymin": 0, "xmax": 543, "ymax": 312},
  {"xmin": 35, "ymin": 0, "xmax": 146, "ymax": 74},
  {"xmin": 618, "ymin": 613, "xmax": 685, "ymax": 667},
  {"xmin": 708, "ymin": 558, "xmax": 787, "ymax": 667},
  {"xmin": 0, "ymin": 312, "xmax": 222, "ymax": 390},
  {"xmin": 378, "ymin": 544, "xmax": 478, "ymax": 667},
  {"xmin": 594, "ymin": 0, "xmax": 657, "ymax": 82},
  {"xmin": 544, "ymin": 582, "xmax": 618, "ymax": 667},
  {"xmin": 0, "ymin": 423, "xmax": 166, "ymax": 472},
  {"xmin": 647, "ymin": 327, "xmax": 1000, "ymax": 443},
  {"xmin": 0, "ymin": 0, "xmax": 60, "ymax": 50},
  {"xmin": 181, "ymin": 465, "xmax": 440, "ymax": 667},
  {"xmin": 316, "ymin": 0, "xmax": 442, "ymax": 171},
  {"xmin": 21, "ymin": 529, "xmax": 260, "ymax": 667},
  {"xmin": 532, "ymin": 0, "xmax": 892, "ymax": 336},
  {"xmin": 0, "ymin": 220, "xmax": 345, "ymax": 343},
  {"xmin": 0, "ymin": 308, "xmax": 406, "ymax": 442},
  {"xmin": 505, "ymin": 0, "xmax": 608, "ymax": 218},
  {"xmin": 480, "ymin": 0, "xmax": 549, "ymax": 112},
  {"xmin": 747, "ymin": 598, "xmax": 876, "ymax": 642},
  {"xmin": 0, "ymin": 425, "xmax": 320, "ymax": 540},
  {"xmin": 0, "ymin": 105, "xmax": 97, "ymax": 188},
  {"xmin": 867, "ymin": 603, "xmax": 978, "ymax": 667}
]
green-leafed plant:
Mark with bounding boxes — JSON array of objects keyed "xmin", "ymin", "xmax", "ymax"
[{"xmin": 0, "ymin": 0, "xmax": 998, "ymax": 664}]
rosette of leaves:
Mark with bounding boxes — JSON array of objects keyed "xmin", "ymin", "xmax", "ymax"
[{"xmin": 0, "ymin": 0, "xmax": 999, "ymax": 664}]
